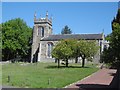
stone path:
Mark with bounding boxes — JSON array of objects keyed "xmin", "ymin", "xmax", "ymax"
[{"xmin": 65, "ymin": 68, "xmax": 117, "ymax": 89}]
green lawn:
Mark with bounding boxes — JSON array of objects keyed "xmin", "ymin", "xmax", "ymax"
[
  {"xmin": 2, "ymin": 62, "xmax": 99, "ymax": 88},
  {"xmin": 0, "ymin": 64, "xmax": 2, "ymax": 85}
]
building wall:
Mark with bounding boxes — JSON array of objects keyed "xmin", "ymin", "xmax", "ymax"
[
  {"xmin": 38, "ymin": 39, "xmax": 104, "ymax": 63},
  {"xmin": 38, "ymin": 41, "xmax": 58, "ymax": 62}
]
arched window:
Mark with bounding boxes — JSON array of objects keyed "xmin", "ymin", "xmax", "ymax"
[
  {"xmin": 38, "ymin": 27, "xmax": 44, "ymax": 37},
  {"xmin": 47, "ymin": 42, "xmax": 53, "ymax": 58}
]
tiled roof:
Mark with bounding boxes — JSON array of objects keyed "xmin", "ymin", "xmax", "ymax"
[{"xmin": 41, "ymin": 34, "xmax": 103, "ymax": 41}]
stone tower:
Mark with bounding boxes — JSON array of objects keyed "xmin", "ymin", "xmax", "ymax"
[{"xmin": 31, "ymin": 11, "xmax": 52, "ymax": 63}]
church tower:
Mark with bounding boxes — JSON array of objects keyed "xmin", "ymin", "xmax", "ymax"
[{"xmin": 31, "ymin": 11, "xmax": 52, "ymax": 63}]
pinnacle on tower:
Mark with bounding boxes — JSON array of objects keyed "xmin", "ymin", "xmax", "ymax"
[
  {"xmin": 102, "ymin": 29, "xmax": 104, "ymax": 34},
  {"xmin": 34, "ymin": 11, "xmax": 36, "ymax": 18},
  {"xmin": 46, "ymin": 11, "xmax": 48, "ymax": 18}
]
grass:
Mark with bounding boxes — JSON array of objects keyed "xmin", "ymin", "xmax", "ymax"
[
  {"xmin": 2, "ymin": 62, "xmax": 99, "ymax": 88},
  {"xmin": 0, "ymin": 64, "xmax": 2, "ymax": 85}
]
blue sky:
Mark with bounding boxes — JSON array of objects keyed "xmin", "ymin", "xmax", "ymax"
[{"xmin": 2, "ymin": 2, "xmax": 119, "ymax": 36}]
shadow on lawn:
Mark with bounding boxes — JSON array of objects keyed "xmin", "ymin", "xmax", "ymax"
[{"xmin": 45, "ymin": 65, "xmax": 90, "ymax": 69}]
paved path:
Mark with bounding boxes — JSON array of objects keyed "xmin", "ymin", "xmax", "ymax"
[{"xmin": 65, "ymin": 68, "xmax": 117, "ymax": 89}]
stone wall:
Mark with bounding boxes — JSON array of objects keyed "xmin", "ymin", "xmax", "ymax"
[
  {"xmin": 39, "ymin": 40, "xmax": 102, "ymax": 64},
  {"xmin": 38, "ymin": 41, "xmax": 58, "ymax": 61}
]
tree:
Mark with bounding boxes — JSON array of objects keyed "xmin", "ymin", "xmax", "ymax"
[
  {"xmin": 101, "ymin": 24, "xmax": 120, "ymax": 68},
  {"xmin": 0, "ymin": 24, "xmax": 2, "ymax": 59},
  {"xmin": 52, "ymin": 39, "xmax": 99, "ymax": 68},
  {"xmin": 61, "ymin": 25, "xmax": 72, "ymax": 34},
  {"xmin": 52, "ymin": 39, "xmax": 73, "ymax": 67},
  {"xmin": 112, "ymin": 9, "xmax": 120, "ymax": 30},
  {"xmin": 77, "ymin": 40, "xmax": 99, "ymax": 67},
  {"xmin": 101, "ymin": 9, "xmax": 120, "ymax": 68},
  {"xmin": 2, "ymin": 18, "xmax": 32, "ymax": 62},
  {"xmin": 69, "ymin": 39, "xmax": 80, "ymax": 63},
  {"xmin": 109, "ymin": 23, "xmax": 120, "ymax": 67}
]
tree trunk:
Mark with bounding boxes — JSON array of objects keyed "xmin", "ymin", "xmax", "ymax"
[
  {"xmin": 66, "ymin": 59, "xmax": 68, "ymax": 67},
  {"xmin": 75, "ymin": 57, "xmax": 78, "ymax": 63},
  {"xmin": 7, "ymin": 53, "xmax": 9, "ymax": 61},
  {"xmin": 55, "ymin": 58, "xmax": 57, "ymax": 63},
  {"xmin": 58, "ymin": 59, "xmax": 60, "ymax": 68},
  {"xmin": 82, "ymin": 57, "xmax": 85, "ymax": 67}
]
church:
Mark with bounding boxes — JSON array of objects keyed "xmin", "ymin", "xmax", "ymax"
[{"xmin": 31, "ymin": 11, "xmax": 107, "ymax": 63}]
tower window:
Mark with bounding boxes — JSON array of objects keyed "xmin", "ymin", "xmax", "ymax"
[
  {"xmin": 38, "ymin": 27, "xmax": 44, "ymax": 37},
  {"xmin": 41, "ymin": 27, "xmax": 44, "ymax": 37},
  {"xmin": 38, "ymin": 27, "xmax": 40, "ymax": 35}
]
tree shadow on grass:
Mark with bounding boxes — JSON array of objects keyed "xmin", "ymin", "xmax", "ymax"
[{"xmin": 45, "ymin": 65, "xmax": 90, "ymax": 69}]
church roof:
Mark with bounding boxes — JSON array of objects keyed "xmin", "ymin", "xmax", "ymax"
[{"xmin": 41, "ymin": 34, "xmax": 103, "ymax": 41}]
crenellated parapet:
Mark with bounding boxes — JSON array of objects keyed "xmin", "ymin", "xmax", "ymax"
[
  {"xmin": 34, "ymin": 18, "xmax": 52, "ymax": 26},
  {"xmin": 34, "ymin": 11, "xmax": 52, "ymax": 26}
]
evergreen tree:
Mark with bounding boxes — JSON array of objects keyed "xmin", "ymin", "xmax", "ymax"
[
  {"xmin": 101, "ymin": 9, "xmax": 120, "ymax": 68},
  {"xmin": 112, "ymin": 9, "xmax": 120, "ymax": 30},
  {"xmin": 61, "ymin": 25, "xmax": 72, "ymax": 34}
]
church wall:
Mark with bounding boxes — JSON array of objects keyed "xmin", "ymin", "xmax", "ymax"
[
  {"xmin": 38, "ymin": 39, "xmax": 103, "ymax": 63},
  {"xmin": 38, "ymin": 41, "xmax": 58, "ymax": 62}
]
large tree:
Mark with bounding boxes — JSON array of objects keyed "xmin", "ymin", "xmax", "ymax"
[
  {"xmin": 61, "ymin": 25, "xmax": 72, "ymax": 34},
  {"xmin": 52, "ymin": 39, "xmax": 73, "ymax": 67},
  {"xmin": 2, "ymin": 18, "xmax": 32, "ymax": 62},
  {"xmin": 101, "ymin": 9, "xmax": 120, "ymax": 68},
  {"xmin": 77, "ymin": 40, "xmax": 99, "ymax": 67},
  {"xmin": 52, "ymin": 39, "xmax": 99, "ymax": 68}
]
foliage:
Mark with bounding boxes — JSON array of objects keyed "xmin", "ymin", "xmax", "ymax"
[
  {"xmin": 2, "ymin": 63, "xmax": 98, "ymax": 88},
  {"xmin": 77, "ymin": 40, "xmax": 99, "ymax": 67},
  {"xmin": 61, "ymin": 25, "xmax": 72, "ymax": 34},
  {"xmin": 105, "ymin": 34, "xmax": 111, "ymax": 41},
  {"xmin": 109, "ymin": 24, "xmax": 120, "ymax": 67},
  {"xmin": 0, "ymin": 24, "xmax": 2, "ymax": 59},
  {"xmin": 52, "ymin": 39, "xmax": 73, "ymax": 67},
  {"xmin": 101, "ymin": 9, "xmax": 120, "ymax": 68},
  {"xmin": 52, "ymin": 39, "xmax": 99, "ymax": 67},
  {"xmin": 112, "ymin": 9, "xmax": 120, "ymax": 30},
  {"xmin": 2, "ymin": 18, "xmax": 32, "ymax": 62}
]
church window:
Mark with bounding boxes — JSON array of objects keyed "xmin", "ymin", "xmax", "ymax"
[
  {"xmin": 38, "ymin": 27, "xmax": 44, "ymax": 37},
  {"xmin": 38, "ymin": 27, "xmax": 41, "ymax": 35},
  {"xmin": 47, "ymin": 42, "xmax": 53, "ymax": 58}
]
